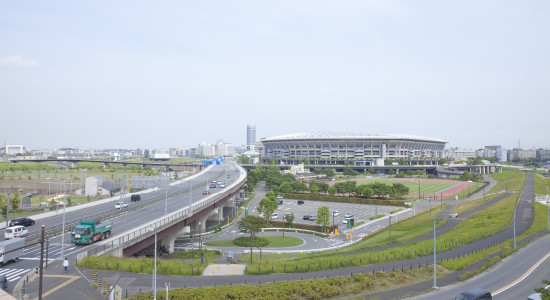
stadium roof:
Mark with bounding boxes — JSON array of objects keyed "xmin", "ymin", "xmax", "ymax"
[{"xmin": 261, "ymin": 132, "xmax": 446, "ymax": 143}]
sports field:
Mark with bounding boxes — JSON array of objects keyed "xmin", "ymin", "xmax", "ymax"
[{"xmin": 355, "ymin": 178, "xmax": 473, "ymax": 199}]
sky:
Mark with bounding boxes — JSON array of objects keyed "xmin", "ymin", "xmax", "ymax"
[{"xmin": 1, "ymin": 1, "xmax": 549, "ymax": 151}]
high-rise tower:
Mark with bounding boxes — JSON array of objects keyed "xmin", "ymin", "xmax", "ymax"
[{"xmin": 247, "ymin": 124, "xmax": 256, "ymax": 147}]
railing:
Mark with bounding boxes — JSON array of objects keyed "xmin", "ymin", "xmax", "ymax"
[{"xmin": 78, "ymin": 166, "xmax": 247, "ymax": 259}]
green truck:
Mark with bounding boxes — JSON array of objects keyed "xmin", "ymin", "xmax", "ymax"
[{"xmin": 71, "ymin": 220, "xmax": 113, "ymax": 245}]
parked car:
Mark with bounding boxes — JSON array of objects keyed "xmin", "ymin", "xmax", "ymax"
[
  {"xmin": 297, "ymin": 200, "xmax": 304, "ymax": 205},
  {"xmin": 344, "ymin": 212, "xmax": 353, "ymax": 218},
  {"xmin": 308, "ymin": 215, "xmax": 317, "ymax": 221},
  {"xmin": 270, "ymin": 213, "xmax": 279, "ymax": 220},
  {"xmin": 332, "ymin": 211, "xmax": 340, "ymax": 217},
  {"xmin": 4, "ymin": 226, "xmax": 28, "ymax": 239},
  {"xmin": 130, "ymin": 194, "xmax": 141, "ymax": 202},
  {"xmin": 115, "ymin": 202, "xmax": 128, "ymax": 209},
  {"xmin": 202, "ymin": 190, "xmax": 211, "ymax": 195},
  {"xmin": 303, "ymin": 215, "xmax": 310, "ymax": 220},
  {"xmin": 9, "ymin": 217, "xmax": 35, "ymax": 227},
  {"xmin": 278, "ymin": 200, "xmax": 283, "ymax": 205},
  {"xmin": 455, "ymin": 288, "xmax": 492, "ymax": 300}
]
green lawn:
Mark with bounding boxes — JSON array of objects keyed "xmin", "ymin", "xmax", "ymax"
[
  {"xmin": 204, "ymin": 236, "xmax": 303, "ymax": 248},
  {"xmin": 357, "ymin": 179, "xmax": 457, "ymax": 194}
]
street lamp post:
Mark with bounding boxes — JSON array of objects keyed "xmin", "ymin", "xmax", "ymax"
[
  {"xmin": 148, "ymin": 227, "xmax": 157, "ymax": 300},
  {"xmin": 6, "ymin": 188, "xmax": 10, "ymax": 227},
  {"xmin": 165, "ymin": 176, "xmax": 168, "ymax": 215},
  {"xmin": 547, "ymin": 186, "xmax": 549, "ymax": 233},
  {"xmin": 59, "ymin": 181, "xmax": 67, "ymax": 258},
  {"xmin": 433, "ymin": 217, "xmax": 438, "ymax": 289}
]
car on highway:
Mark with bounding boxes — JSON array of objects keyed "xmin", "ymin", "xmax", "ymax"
[
  {"xmin": 4, "ymin": 226, "xmax": 28, "ymax": 239},
  {"xmin": 130, "ymin": 194, "xmax": 141, "ymax": 202},
  {"xmin": 278, "ymin": 200, "xmax": 283, "ymax": 205},
  {"xmin": 270, "ymin": 213, "xmax": 279, "ymax": 220},
  {"xmin": 308, "ymin": 215, "xmax": 317, "ymax": 221},
  {"xmin": 9, "ymin": 217, "xmax": 35, "ymax": 227},
  {"xmin": 344, "ymin": 212, "xmax": 353, "ymax": 218},
  {"xmin": 210, "ymin": 184, "xmax": 217, "ymax": 188},
  {"xmin": 202, "ymin": 190, "xmax": 211, "ymax": 195},
  {"xmin": 219, "ymin": 183, "xmax": 226, "ymax": 188},
  {"xmin": 115, "ymin": 202, "xmax": 128, "ymax": 209},
  {"xmin": 332, "ymin": 211, "xmax": 340, "ymax": 217},
  {"xmin": 227, "ymin": 174, "xmax": 231, "ymax": 178},
  {"xmin": 297, "ymin": 200, "xmax": 304, "ymax": 205},
  {"xmin": 455, "ymin": 288, "xmax": 492, "ymax": 300},
  {"xmin": 303, "ymin": 215, "xmax": 311, "ymax": 220},
  {"xmin": 276, "ymin": 195, "xmax": 283, "ymax": 199}
]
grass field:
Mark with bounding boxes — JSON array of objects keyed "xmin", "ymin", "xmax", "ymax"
[
  {"xmin": 357, "ymin": 179, "xmax": 457, "ymax": 194},
  {"xmin": 204, "ymin": 236, "xmax": 303, "ymax": 248}
]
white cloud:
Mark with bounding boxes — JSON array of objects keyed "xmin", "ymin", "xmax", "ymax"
[{"xmin": 0, "ymin": 55, "xmax": 39, "ymax": 67}]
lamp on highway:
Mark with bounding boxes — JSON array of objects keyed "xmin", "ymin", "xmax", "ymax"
[
  {"xmin": 58, "ymin": 181, "xmax": 67, "ymax": 258},
  {"xmin": 148, "ymin": 227, "xmax": 157, "ymax": 300}
]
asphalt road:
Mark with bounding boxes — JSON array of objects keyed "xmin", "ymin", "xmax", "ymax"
[{"xmin": 0, "ymin": 161, "xmax": 241, "ymax": 293}]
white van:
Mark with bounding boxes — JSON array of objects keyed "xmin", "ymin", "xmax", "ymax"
[{"xmin": 5, "ymin": 226, "xmax": 28, "ymax": 239}]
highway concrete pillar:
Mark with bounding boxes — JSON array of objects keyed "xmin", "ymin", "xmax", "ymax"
[
  {"xmin": 160, "ymin": 226, "xmax": 190, "ymax": 254},
  {"xmin": 103, "ymin": 163, "xmax": 108, "ymax": 169},
  {"xmin": 71, "ymin": 162, "xmax": 77, "ymax": 168}
]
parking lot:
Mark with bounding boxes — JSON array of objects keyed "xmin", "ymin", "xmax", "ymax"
[{"xmin": 268, "ymin": 198, "xmax": 398, "ymax": 227}]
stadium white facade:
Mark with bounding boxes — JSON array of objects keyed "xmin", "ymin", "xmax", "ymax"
[{"xmin": 261, "ymin": 133, "xmax": 446, "ymax": 160}]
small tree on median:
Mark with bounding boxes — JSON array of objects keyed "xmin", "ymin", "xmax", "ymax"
[
  {"xmin": 238, "ymin": 215, "xmax": 265, "ymax": 264},
  {"xmin": 316, "ymin": 206, "xmax": 330, "ymax": 232}
]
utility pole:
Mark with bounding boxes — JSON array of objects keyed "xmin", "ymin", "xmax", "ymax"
[
  {"xmin": 6, "ymin": 188, "xmax": 10, "ymax": 227},
  {"xmin": 39, "ymin": 225, "xmax": 45, "ymax": 300}
]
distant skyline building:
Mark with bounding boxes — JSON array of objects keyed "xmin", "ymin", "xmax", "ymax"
[{"xmin": 247, "ymin": 124, "xmax": 256, "ymax": 148}]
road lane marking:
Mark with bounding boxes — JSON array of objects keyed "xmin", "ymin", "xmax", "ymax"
[
  {"xmin": 27, "ymin": 273, "xmax": 80, "ymax": 300},
  {"xmin": 492, "ymin": 250, "xmax": 550, "ymax": 296}
]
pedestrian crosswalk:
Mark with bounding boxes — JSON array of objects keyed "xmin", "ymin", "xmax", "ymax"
[{"xmin": 0, "ymin": 268, "xmax": 32, "ymax": 282}]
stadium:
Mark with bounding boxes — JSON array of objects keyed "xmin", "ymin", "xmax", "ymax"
[{"xmin": 260, "ymin": 132, "xmax": 447, "ymax": 161}]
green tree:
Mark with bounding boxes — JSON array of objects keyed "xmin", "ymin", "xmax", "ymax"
[
  {"xmin": 384, "ymin": 158, "xmax": 393, "ymax": 165},
  {"xmin": 369, "ymin": 182, "xmax": 391, "ymax": 198},
  {"xmin": 398, "ymin": 158, "xmax": 406, "ymax": 165},
  {"xmin": 388, "ymin": 169, "xmax": 395, "ymax": 175},
  {"xmin": 317, "ymin": 182, "xmax": 329, "ymax": 194},
  {"xmin": 368, "ymin": 167, "xmax": 375, "ymax": 174},
  {"xmin": 390, "ymin": 183, "xmax": 409, "ymax": 199},
  {"xmin": 343, "ymin": 166, "xmax": 359, "ymax": 177},
  {"xmin": 290, "ymin": 181, "xmax": 307, "ymax": 193},
  {"xmin": 285, "ymin": 212, "xmax": 295, "ymax": 228},
  {"xmin": 257, "ymin": 196, "xmax": 278, "ymax": 223},
  {"xmin": 238, "ymin": 215, "xmax": 265, "ymax": 263},
  {"xmin": 316, "ymin": 206, "xmax": 330, "ymax": 232},
  {"xmin": 357, "ymin": 185, "xmax": 374, "ymax": 198},
  {"xmin": 328, "ymin": 186, "xmax": 337, "ymax": 196},
  {"xmin": 309, "ymin": 182, "xmax": 319, "ymax": 194}
]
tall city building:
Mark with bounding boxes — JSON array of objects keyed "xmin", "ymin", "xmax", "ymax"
[{"xmin": 247, "ymin": 124, "xmax": 256, "ymax": 148}]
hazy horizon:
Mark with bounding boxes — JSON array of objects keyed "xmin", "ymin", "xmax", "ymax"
[{"xmin": 2, "ymin": 1, "xmax": 549, "ymax": 151}]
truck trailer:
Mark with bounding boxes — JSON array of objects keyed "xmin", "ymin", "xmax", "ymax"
[
  {"xmin": 0, "ymin": 238, "xmax": 25, "ymax": 266},
  {"xmin": 71, "ymin": 220, "xmax": 113, "ymax": 245}
]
